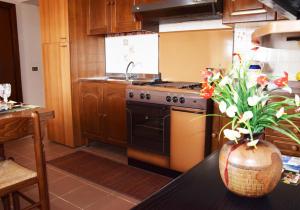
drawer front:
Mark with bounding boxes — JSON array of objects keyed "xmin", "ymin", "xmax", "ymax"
[
  {"xmin": 266, "ymin": 135, "xmax": 300, "ymax": 157},
  {"xmin": 265, "ymin": 123, "xmax": 300, "ymax": 140}
]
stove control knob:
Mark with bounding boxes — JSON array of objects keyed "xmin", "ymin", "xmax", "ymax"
[
  {"xmin": 146, "ymin": 93, "xmax": 151, "ymax": 100},
  {"xmin": 173, "ymin": 96, "xmax": 178, "ymax": 103},
  {"xmin": 166, "ymin": 96, "xmax": 172, "ymax": 102},
  {"xmin": 179, "ymin": 97, "xmax": 185, "ymax": 104},
  {"xmin": 140, "ymin": 93, "xmax": 145, "ymax": 99},
  {"xmin": 129, "ymin": 92, "xmax": 134, "ymax": 98}
]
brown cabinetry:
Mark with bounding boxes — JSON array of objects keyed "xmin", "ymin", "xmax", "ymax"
[
  {"xmin": 223, "ymin": 0, "xmax": 276, "ymax": 24},
  {"xmin": 40, "ymin": 0, "xmax": 105, "ymax": 147},
  {"xmin": 80, "ymin": 81, "xmax": 127, "ymax": 147},
  {"xmin": 87, "ymin": 0, "xmax": 141, "ymax": 35}
]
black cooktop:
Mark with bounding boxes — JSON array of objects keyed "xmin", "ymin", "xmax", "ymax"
[{"xmin": 132, "ymin": 80, "xmax": 202, "ymax": 90}]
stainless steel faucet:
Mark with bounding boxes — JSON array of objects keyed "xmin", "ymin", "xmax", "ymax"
[{"xmin": 125, "ymin": 61, "xmax": 135, "ymax": 81}]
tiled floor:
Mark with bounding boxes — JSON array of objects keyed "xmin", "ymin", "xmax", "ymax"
[{"xmin": 1, "ymin": 138, "xmax": 140, "ymax": 210}]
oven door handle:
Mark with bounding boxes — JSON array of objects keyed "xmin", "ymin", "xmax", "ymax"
[{"xmin": 171, "ymin": 107, "xmax": 206, "ymax": 115}]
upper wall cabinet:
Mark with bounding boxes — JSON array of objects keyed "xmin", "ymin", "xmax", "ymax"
[
  {"xmin": 223, "ymin": 0, "xmax": 276, "ymax": 24},
  {"xmin": 87, "ymin": 0, "xmax": 142, "ymax": 35}
]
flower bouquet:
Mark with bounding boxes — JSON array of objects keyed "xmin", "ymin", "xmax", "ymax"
[{"xmin": 202, "ymin": 52, "xmax": 300, "ymax": 197}]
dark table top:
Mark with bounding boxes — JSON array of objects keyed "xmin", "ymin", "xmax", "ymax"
[{"xmin": 133, "ymin": 152, "xmax": 300, "ymax": 210}]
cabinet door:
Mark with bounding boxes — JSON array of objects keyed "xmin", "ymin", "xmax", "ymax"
[
  {"xmin": 80, "ymin": 82, "xmax": 105, "ymax": 139},
  {"xmin": 40, "ymin": 0, "xmax": 69, "ymax": 43},
  {"xmin": 42, "ymin": 43, "xmax": 74, "ymax": 146},
  {"xmin": 223, "ymin": 0, "xmax": 275, "ymax": 24},
  {"xmin": 103, "ymin": 83, "xmax": 127, "ymax": 146},
  {"xmin": 87, "ymin": 0, "xmax": 111, "ymax": 35},
  {"xmin": 112, "ymin": 0, "xmax": 141, "ymax": 33}
]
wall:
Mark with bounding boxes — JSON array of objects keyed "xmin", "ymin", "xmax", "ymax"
[
  {"xmin": 159, "ymin": 29, "xmax": 234, "ymax": 82},
  {"xmin": 1, "ymin": 0, "xmax": 44, "ymax": 105},
  {"xmin": 234, "ymin": 23, "xmax": 300, "ymax": 81}
]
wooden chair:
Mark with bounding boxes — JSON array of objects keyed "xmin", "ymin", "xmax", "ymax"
[{"xmin": 0, "ymin": 111, "xmax": 50, "ymax": 210}]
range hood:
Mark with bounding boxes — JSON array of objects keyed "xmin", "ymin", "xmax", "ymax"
[
  {"xmin": 252, "ymin": 20, "xmax": 300, "ymax": 49},
  {"xmin": 133, "ymin": 0, "xmax": 223, "ymax": 32},
  {"xmin": 258, "ymin": 0, "xmax": 300, "ymax": 20}
]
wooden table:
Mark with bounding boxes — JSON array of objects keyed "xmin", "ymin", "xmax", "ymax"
[
  {"xmin": 0, "ymin": 108, "xmax": 54, "ymax": 158},
  {"xmin": 133, "ymin": 152, "xmax": 300, "ymax": 210}
]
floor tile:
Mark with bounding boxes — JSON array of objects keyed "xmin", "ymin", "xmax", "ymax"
[
  {"xmin": 47, "ymin": 167, "xmax": 67, "ymax": 184},
  {"xmin": 85, "ymin": 196, "xmax": 135, "ymax": 210},
  {"xmin": 50, "ymin": 197, "xmax": 81, "ymax": 210},
  {"xmin": 61, "ymin": 184, "xmax": 111, "ymax": 209},
  {"xmin": 48, "ymin": 176, "xmax": 84, "ymax": 196}
]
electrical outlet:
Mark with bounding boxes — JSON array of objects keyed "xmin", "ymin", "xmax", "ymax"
[{"xmin": 32, "ymin": 67, "xmax": 38, "ymax": 72}]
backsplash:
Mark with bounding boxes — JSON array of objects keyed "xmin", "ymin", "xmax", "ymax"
[{"xmin": 234, "ymin": 23, "xmax": 300, "ymax": 81}]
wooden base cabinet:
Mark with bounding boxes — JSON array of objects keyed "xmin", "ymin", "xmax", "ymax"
[{"xmin": 80, "ymin": 81, "xmax": 127, "ymax": 147}]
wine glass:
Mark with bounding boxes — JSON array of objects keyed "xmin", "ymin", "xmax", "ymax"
[
  {"xmin": 1, "ymin": 84, "xmax": 11, "ymax": 103},
  {"xmin": 0, "ymin": 84, "xmax": 4, "ymax": 102}
]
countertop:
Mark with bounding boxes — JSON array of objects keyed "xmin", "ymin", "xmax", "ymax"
[
  {"xmin": 80, "ymin": 77, "xmax": 132, "ymax": 85},
  {"xmin": 133, "ymin": 152, "xmax": 300, "ymax": 210}
]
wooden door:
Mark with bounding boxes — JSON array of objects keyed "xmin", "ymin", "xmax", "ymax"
[
  {"xmin": 112, "ymin": 0, "xmax": 141, "ymax": 33},
  {"xmin": 40, "ymin": 0, "xmax": 69, "ymax": 43},
  {"xmin": 80, "ymin": 82, "xmax": 105, "ymax": 140},
  {"xmin": 42, "ymin": 43, "xmax": 74, "ymax": 146},
  {"xmin": 87, "ymin": 0, "xmax": 111, "ymax": 35},
  {"xmin": 103, "ymin": 83, "xmax": 127, "ymax": 146},
  {"xmin": 0, "ymin": 2, "xmax": 22, "ymax": 102},
  {"xmin": 223, "ymin": 0, "xmax": 275, "ymax": 24}
]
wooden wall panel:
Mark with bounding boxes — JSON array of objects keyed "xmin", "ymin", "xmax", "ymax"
[{"xmin": 68, "ymin": 0, "xmax": 106, "ymax": 146}]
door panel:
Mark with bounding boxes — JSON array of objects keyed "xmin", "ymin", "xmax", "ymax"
[
  {"xmin": 80, "ymin": 82, "xmax": 104, "ymax": 138},
  {"xmin": 113, "ymin": 0, "xmax": 140, "ymax": 33},
  {"xmin": 42, "ymin": 43, "xmax": 74, "ymax": 146},
  {"xmin": 0, "ymin": 2, "xmax": 22, "ymax": 102},
  {"xmin": 103, "ymin": 83, "xmax": 127, "ymax": 146},
  {"xmin": 232, "ymin": 0, "xmax": 264, "ymax": 12},
  {"xmin": 87, "ymin": 0, "xmax": 110, "ymax": 35}
]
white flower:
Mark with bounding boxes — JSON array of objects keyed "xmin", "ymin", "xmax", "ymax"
[
  {"xmin": 295, "ymin": 94, "xmax": 300, "ymax": 107},
  {"xmin": 267, "ymin": 83, "xmax": 278, "ymax": 91},
  {"xmin": 282, "ymin": 86, "xmax": 292, "ymax": 94},
  {"xmin": 276, "ymin": 107, "xmax": 286, "ymax": 119},
  {"xmin": 246, "ymin": 78, "xmax": 257, "ymax": 89},
  {"xmin": 226, "ymin": 105, "xmax": 238, "ymax": 118},
  {"xmin": 219, "ymin": 101, "xmax": 227, "ymax": 113},
  {"xmin": 247, "ymin": 140, "xmax": 259, "ymax": 147},
  {"xmin": 233, "ymin": 92, "xmax": 239, "ymax": 103},
  {"xmin": 239, "ymin": 111, "xmax": 253, "ymax": 122},
  {"xmin": 261, "ymin": 99, "xmax": 268, "ymax": 107},
  {"xmin": 237, "ymin": 127, "xmax": 250, "ymax": 134},
  {"xmin": 247, "ymin": 95, "xmax": 261, "ymax": 106},
  {"xmin": 219, "ymin": 76, "xmax": 231, "ymax": 87},
  {"xmin": 224, "ymin": 129, "xmax": 241, "ymax": 141},
  {"xmin": 212, "ymin": 72, "xmax": 221, "ymax": 81}
]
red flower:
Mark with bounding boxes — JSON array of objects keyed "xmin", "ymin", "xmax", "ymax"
[
  {"xmin": 200, "ymin": 83, "xmax": 215, "ymax": 99},
  {"xmin": 257, "ymin": 75, "xmax": 268, "ymax": 86},
  {"xmin": 274, "ymin": 72, "xmax": 288, "ymax": 87}
]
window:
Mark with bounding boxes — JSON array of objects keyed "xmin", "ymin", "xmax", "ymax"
[{"xmin": 105, "ymin": 34, "xmax": 159, "ymax": 75}]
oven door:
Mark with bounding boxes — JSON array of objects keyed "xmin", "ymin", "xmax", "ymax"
[{"xmin": 127, "ymin": 101, "xmax": 170, "ymax": 156}]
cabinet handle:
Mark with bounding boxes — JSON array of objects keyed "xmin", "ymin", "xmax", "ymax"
[
  {"xmin": 292, "ymin": 145, "xmax": 298, "ymax": 151},
  {"xmin": 60, "ymin": 45, "xmax": 68, "ymax": 47}
]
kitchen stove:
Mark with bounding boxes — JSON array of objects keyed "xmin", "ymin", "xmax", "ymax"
[{"xmin": 126, "ymin": 81, "xmax": 207, "ymax": 109}]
